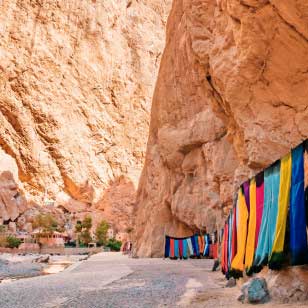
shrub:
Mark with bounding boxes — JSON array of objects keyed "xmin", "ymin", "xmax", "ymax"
[
  {"xmin": 95, "ymin": 220, "xmax": 109, "ymax": 246},
  {"xmin": 106, "ymin": 238, "xmax": 122, "ymax": 251},
  {"xmin": 6, "ymin": 236, "xmax": 21, "ymax": 248},
  {"xmin": 0, "ymin": 236, "xmax": 8, "ymax": 247}
]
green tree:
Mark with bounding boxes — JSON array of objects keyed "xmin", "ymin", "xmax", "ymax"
[
  {"xmin": 95, "ymin": 220, "xmax": 109, "ymax": 246},
  {"xmin": 82, "ymin": 216, "xmax": 92, "ymax": 230},
  {"xmin": 32, "ymin": 214, "xmax": 59, "ymax": 233},
  {"xmin": 79, "ymin": 230, "xmax": 92, "ymax": 246},
  {"xmin": 75, "ymin": 220, "xmax": 82, "ymax": 233}
]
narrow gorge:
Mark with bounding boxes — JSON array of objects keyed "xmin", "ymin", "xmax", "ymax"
[{"xmin": 0, "ymin": 0, "xmax": 307, "ymax": 258}]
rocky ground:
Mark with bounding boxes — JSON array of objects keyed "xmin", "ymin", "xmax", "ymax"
[{"xmin": 0, "ymin": 252, "xmax": 306, "ymax": 307}]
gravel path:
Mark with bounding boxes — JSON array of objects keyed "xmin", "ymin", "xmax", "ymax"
[{"xmin": 0, "ymin": 252, "xmax": 219, "ymax": 308}]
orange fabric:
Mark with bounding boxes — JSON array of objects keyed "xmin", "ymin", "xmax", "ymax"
[{"xmin": 170, "ymin": 239, "xmax": 175, "ymax": 258}]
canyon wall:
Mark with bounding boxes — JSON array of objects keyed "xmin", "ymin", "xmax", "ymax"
[
  {"xmin": 0, "ymin": 0, "xmax": 171, "ymax": 234},
  {"xmin": 134, "ymin": 0, "xmax": 308, "ymax": 257}
]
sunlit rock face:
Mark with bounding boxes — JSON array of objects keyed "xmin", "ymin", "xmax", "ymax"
[
  {"xmin": 0, "ymin": 0, "xmax": 171, "ymax": 234},
  {"xmin": 134, "ymin": 0, "xmax": 308, "ymax": 257}
]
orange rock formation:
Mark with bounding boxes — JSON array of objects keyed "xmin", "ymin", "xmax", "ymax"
[
  {"xmin": 134, "ymin": 0, "xmax": 308, "ymax": 256},
  {"xmin": 0, "ymin": 0, "xmax": 171, "ymax": 234}
]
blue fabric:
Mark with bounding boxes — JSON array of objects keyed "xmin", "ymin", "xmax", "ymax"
[
  {"xmin": 183, "ymin": 239, "xmax": 188, "ymax": 258},
  {"xmin": 253, "ymin": 162, "xmax": 281, "ymax": 268},
  {"xmin": 174, "ymin": 239, "xmax": 179, "ymax": 258},
  {"xmin": 268, "ymin": 162, "xmax": 281, "ymax": 255},
  {"xmin": 228, "ymin": 212, "xmax": 233, "ymax": 267},
  {"xmin": 204, "ymin": 234, "xmax": 210, "ymax": 257},
  {"xmin": 191, "ymin": 236, "xmax": 198, "ymax": 256},
  {"xmin": 290, "ymin": 144, "xmax": 308, "ymax": 265},
  {"xmin": 194, "ymin": 235, "xmax": 200, "ymax": 256},
  {"xmin": 165, "ymin": 236, "xmax": 170, "ymax": 258}
]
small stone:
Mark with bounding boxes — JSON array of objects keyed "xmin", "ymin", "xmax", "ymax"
[{"xmin": 226, "ymin": 277, "xmax": 236, "ymax": 288}]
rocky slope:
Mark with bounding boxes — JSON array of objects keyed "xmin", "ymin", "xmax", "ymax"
[
  {"xmin": 0, "ymin": 0, "xmax": 171, "ymax": 234},
  {"xmin": 134, "ymin": 0, "xmax": 308, "ymax": 256}
]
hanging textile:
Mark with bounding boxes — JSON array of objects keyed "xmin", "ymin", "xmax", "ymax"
[
  {"xmin": 179, "ymin": 240, "xmax": 183, "ymax": 258},
  {"xmin": 204, "ymin": 234, "xmax": 210, "ymax": 257},
  {"xmin": 290, "ymin": 144, "xmax": 308, "ymax": 265},
  {"xmin": 198, "ymin": 235, "xmax": 205, "ymax": 255},
  {"xmin": 221, "ymin": 222, "xmax": 229, "ymax": 275},
  {"xmin": 183, "ymin": 239, "xmax": 188, "ymax": 259},
  {"xmin": 231, "ymin": 202, "xmax": 237, "ymax": 262},
  {"xmin": 187, "ymin": 237, "xmax": 193, "ymax": 256},
  {"xmin": 269, "ymin": 153, "xmax": 292, "ymax": 269},
  {"xmin": 191, "ymin": 235, "xmax": 198, "ymax": 256},
  {"xmin": 230, "ymin": 188, "xmax": 248, "ymax": 277},
  {"xmin": 165, "ymin": 236, "xmax": 170, "ymax": 258},
  {"xmin": 227, "ymin": 212, "xmax": 233, "ymax": 269},
  {"xmin": 304, "ymin": 141, "xmax": 308, "ymax": 228},
  {"xmin": 174, "ymin": 240, "xmax": 179, "ymax": 258},
  {"xmin": 255, "ymin": 172, "xmax": 264, "ymax": 248},
  {"xmin": 253, "ymin": 162, "xmax": 281, "ymax": 271},
  {"xmin": 170, "ymin": 238, "xmax": 175, "ymax": 258},
  {"xmin": 245, "ymin": 178, "xmax": 257, "ymax": 275}
]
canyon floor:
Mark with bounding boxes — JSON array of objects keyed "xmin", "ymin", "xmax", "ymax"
[{"xmin": 0, "ymin": 252, "xmax": 305, "ymax": 308}]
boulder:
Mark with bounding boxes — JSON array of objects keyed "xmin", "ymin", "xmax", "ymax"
[{"xmin": 238, "ymin": 277, "xmax": 270, "ymax": 304}]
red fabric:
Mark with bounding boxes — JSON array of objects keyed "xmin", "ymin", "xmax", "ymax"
[
  {"xmin": 221, "ymin": 223, "xmax": 229, "ymax": 274},
  {"xmin": 179, "ymin": 240, "xmax": 183, "ymax": 257},
  {"xmin": 210, "ymin": 243, "xmax": 218, "ymax": 259},
  {"xmin": 231, "ymin": 206, "xmax": 237, "ymax": 261},
  {"xmin": 170, "ymin": 239, "xmax": 174, "ymax": 258}
]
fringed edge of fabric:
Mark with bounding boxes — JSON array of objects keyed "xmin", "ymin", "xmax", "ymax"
[
  {"xmin": 268, "ymin": 251, "xmax": 285, "ymax": 270},
  {"xmin": 228, "ymin": 268, "xmax": 243, "ymax": 279},
  {"xmin": 290, "ymin": 250, "xmax": 308, "ymax": 266}
]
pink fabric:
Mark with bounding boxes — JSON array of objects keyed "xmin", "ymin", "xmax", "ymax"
[{"xmin": 255, "ymin": 172, "xmax": 264, "ymax": 248}]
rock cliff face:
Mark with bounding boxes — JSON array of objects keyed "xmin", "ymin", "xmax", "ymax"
[
  {"xmin": 134, "ymin": 0, "xmax": 308, "ymax": 256},
  {"xmin": 0, "ymin": 0, "xmax": 171, "ymax": 234}
]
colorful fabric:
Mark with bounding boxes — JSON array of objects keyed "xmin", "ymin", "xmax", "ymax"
[
  {"xmin": 290, "ymin": 144, "xmax": 308, "ymax": 265},
  {"xmin": 170, "ymin": 239, "xmax": 175, "ymax": 258},
  {"xmin": 304, "ymin": 141, "xmax": 308, "ymax": 228},
  {"xmin": 187, "ymin": 238, "xmax": 193, "ymax": 256},
  {"xmin": 231, "ymin": 203, "xmax": 237, "ymax": 262},
  {"xmin": 243, "ymin": 180, "xmax": 250, "ymax": 213},
  {"xmin": 174, "ymin": 240, "xmax": 179, "ymax": 258},
  {"xmin": 253, "ymin": 162, "xmax": 280, "ymax": 270},
  {"xmin": 210, "ymin": 243, "xmax": 218, "ymax": 259},
  {"xmin": 221, "ymin": 222, "xmax": 229, "ymax": 274},
  {"xmin": 227, "ymin": 212, "xmax": 233, "ymax": 268},
  {"xmin": 269, "ymin": 153, "xmax": 292, "ymax": 269},
  {"xmin": 230, "ymin": 187, "xmax": 249, "ymax": 277},
  {"xmin": 183, "ymin": 239, "xmax": 188, "ymax": 258},
  {"xmin": 245, "ymin": 177, "xmax": 257, "ymax": 274},
  {"xmin": 165, "ymin": 236, "xmax": 170, "ymax": 258},
  {"xmin": 191, "ymin": 236, "xmax": 198, "ymax": 256},
  {"xmin": 204, "ymin": 234, "xmax": 210, "ymax": 257},
  {"xmin": 179, "ymin": 240, "xmax": 183, "ymax": 258},
  {"xmin": 255, "ymin": 172, "xmax": 264, "ymax": 248},
  {"xmin": 198, "ymin": 236, "xmax": 204, "ymax": 255}
]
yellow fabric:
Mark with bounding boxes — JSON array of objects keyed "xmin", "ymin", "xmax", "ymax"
[
  {"xmin": 231, "ymin": 188, "xmax": 249, "ymax": 272},
  {"xmin": 270, "ymin": 153, "xmax": 292, "ymax": 256},
  {"xmin": 244, "ymin": 178, "xmax": 257, "ymax": 270}
]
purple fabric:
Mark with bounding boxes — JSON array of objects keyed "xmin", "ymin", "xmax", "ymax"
[{"xmin": 243, "ymin": 181, "xmax": 250, "ymax": 213}]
